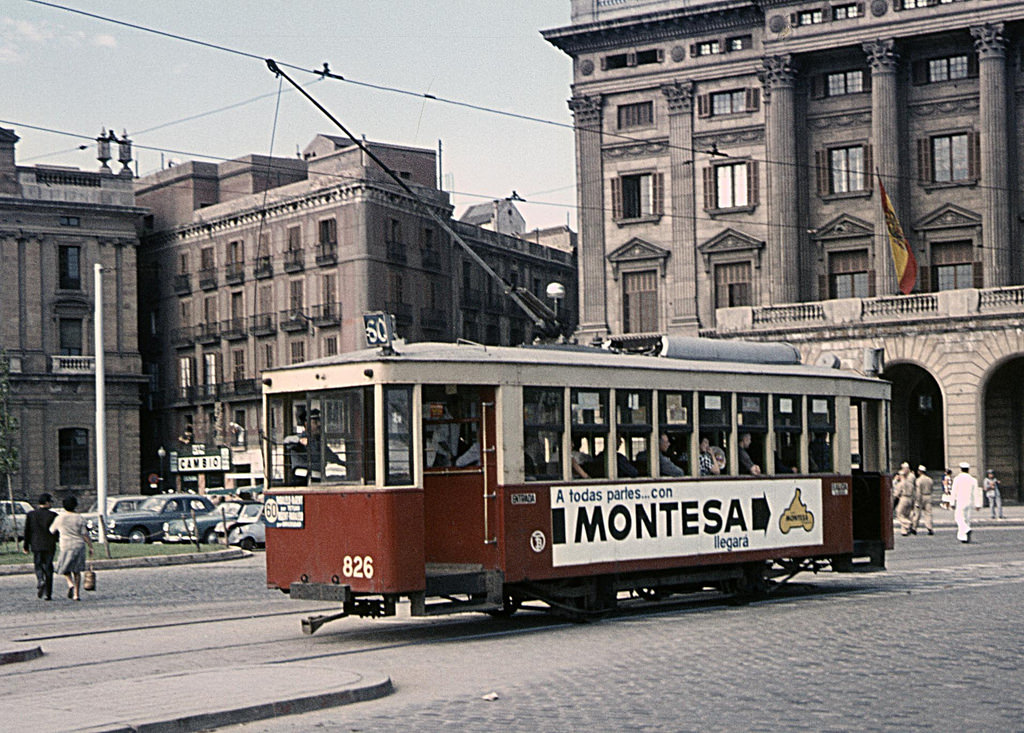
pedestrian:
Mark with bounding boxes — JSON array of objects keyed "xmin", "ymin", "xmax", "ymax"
[
  {"xmin": 913, "ymin": 465, "xmax": 934, "ymax": 535},
  {"xmin": 893, "ymin": 462, "xmax": 917, "ymax": 536},
  {"xmin": 983, "ymin": 469, "xmax": 1004, "ymax": 519},
  {"xmin": 950, "ymin": 462, "xmax": 977, "ymax": 543},
  {"xmin": 940, "ymin": 468, "xmax": 953, "ymax": 509},
  {"xmin": 50, "ymin": 495, "xmax": 94, "ymax": 600},
  {"xmin": 22, "ymin": 492, "xmax": 58, "ymax": 600}
]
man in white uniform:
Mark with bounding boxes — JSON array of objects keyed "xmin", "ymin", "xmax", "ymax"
[{"xmin": 950, "ymin": 461, "xmax": 977, "ymax": 543}]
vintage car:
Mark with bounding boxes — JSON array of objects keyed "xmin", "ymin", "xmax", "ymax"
[
  {"xmin": 84, "ymin": 494, "xmax": 149, "ymax": 540},
  {"xmin": 105, "ymin": 494, "xmax": 216, "ymax": 543},
  {"xmin": 228, "ymin": 516, "xmax": 265, "ymax": 551},
  {"xmin": 0, "ymin": 500, "xmax": 33, "ymax": 539},
  {"xmin": 162, "ymin": 501, "xmax": 258, "ymax": 544}
]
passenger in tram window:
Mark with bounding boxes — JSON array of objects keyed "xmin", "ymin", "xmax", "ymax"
[
  {"xmin": 571, "ymin": 435, "xmax": 592, "ymax": 478},
  {"xmin": 738, "ymin": 433, "xmax": 762, "ymax": 475},
  {"xmin": 288, "ymin": 409, "xmax": 344, "ymax": 482},
  {"xmin": 809, "ymin": 432, "xmax": 832, "ymax": 473},
  {"xmin": 637, "ymin": 434, "xmax": 685, "ymax": 478},
  {"xmin": 698, "ymin": 435, "xmax": 722, "ymax": 476}
]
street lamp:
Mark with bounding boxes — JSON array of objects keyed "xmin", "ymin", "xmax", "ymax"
[{"xmin": 545, "ymin": 282, "xmax": 565, "ymax": 317}]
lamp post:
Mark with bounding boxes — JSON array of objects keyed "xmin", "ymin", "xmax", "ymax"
[{"xmin": 157, "ymin": 446, "xmax": 166, "ymax": 492}]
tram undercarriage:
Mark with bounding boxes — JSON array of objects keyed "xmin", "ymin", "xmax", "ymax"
[{"xmin": 292, "ymin": 547, "xmax": 886, "ymax": 634}]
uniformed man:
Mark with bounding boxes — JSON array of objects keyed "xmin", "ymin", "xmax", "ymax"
[
  {"xmin": 893, "ymin": 462, "xmax": 917, "ymax": 536},
  {"xmin": 913, "ymin": 465, "xmax": 934, "ymax": 536}
]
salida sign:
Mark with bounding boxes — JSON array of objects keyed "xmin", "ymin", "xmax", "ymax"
[{"xmin": 549, "ymin": 478, "xmax": 823, "ymax": 567}]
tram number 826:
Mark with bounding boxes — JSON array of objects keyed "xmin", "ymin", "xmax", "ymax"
[{"xmin": 342, "ymin": 555, "xmax": 374, "ymax": 579}]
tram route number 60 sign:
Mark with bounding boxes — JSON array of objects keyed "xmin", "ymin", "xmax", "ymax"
[{"xmin": 363, "ymin": 312, "xmax": 395, "ymax": 348}]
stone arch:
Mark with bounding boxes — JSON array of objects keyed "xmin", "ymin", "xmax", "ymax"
[
  {"xmin": 982, "ymin": 355, "xmax": 1024, "ymax": 502},
  {"xmin": 882, "ymin": 361, "xmax": 945, "ymax": 471}
]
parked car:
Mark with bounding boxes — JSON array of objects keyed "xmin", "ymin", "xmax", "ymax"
[
  {"xmin": 0, "ymin": 509, "xmax": 15, "ymax": 542},
  {"xmin": 83, "ymin": 494, "xmax": 148, "ymax": 540},
  {"xmin": 105, "ymin": 494, "xmax": 216, "ymax": 543},
  {"xmin": 211, "ymin": 501, "xmax": 263, "ymax": 541},
  {"xmin": 228, "ymin": 516, "xmax": 265, "ymax": 551},
  {"xmin": 0, "ymin": 499, "xmax": 33, "ymax": 539},
  {"xmin": 162, "ymin": 501, "xmax": 258, "ymax": 544}
]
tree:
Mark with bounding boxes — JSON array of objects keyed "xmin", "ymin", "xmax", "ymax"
[{"xmin": 0, "ymin": 349, "xmax": 19, "ymax": 547}]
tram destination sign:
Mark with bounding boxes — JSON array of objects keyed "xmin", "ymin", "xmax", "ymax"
[{"xmin": 550, "ymin": 478, "xmax": 824, "ymax": 567}]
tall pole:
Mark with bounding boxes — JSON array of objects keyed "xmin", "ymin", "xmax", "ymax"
[{"xmin": 94, "ymin": 263, "xmax": 108, "ymax": 544}]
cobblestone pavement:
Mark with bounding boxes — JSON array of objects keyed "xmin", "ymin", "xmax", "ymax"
[{"xmin": 223, "ymin": 532, "xmax": 1024, "ymax": 733}]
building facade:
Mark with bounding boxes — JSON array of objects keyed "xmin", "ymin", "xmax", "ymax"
[
  {"xmin": 136, "ymin": 136, "xmax": 576, "ymax": 485},
  {"xmin": 545, "ymin": 1, "xmax": 1024, "ymax": 495},
  {"xmin": 0, "ymin": 127, "xmax": 145, "ymax": 503}
]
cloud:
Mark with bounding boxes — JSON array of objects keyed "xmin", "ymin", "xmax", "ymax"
[
  {"xmin": 92, "ymin": 33, "xmax": 117, "ymax": 48},
  {"xmin": 3, "ymin": 18, "xmax": 55, "ymax": 43}
]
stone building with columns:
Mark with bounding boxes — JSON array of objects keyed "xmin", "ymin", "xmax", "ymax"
[
  {"xmin": 0, "ymin": 127, "xmax": 146, "ymax": 503},
  {"xmin": 545, "ymin": 1, "xmax": 1024, "ymax": 497}
]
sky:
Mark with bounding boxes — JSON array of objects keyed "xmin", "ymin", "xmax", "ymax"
[{"xmin": 1, "ymin": 1, "xmax": 578, "ymax": 230}]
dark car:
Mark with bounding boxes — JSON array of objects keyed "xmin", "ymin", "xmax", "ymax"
[
  {"xmin": 105, "ymin": 494, "xmax": 216, "ymax": 543},
  {"xmin": 163, "ymin": 501, "xmax": 259, "ymax": 544}
]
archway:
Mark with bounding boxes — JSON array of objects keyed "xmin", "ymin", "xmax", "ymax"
[
  {"xmin": 983, "ymin": 358, "xmax": 1024, "ymax": 502},
  {"xmin": 882, "ymin": 363, "xmax": 945, "ymax": 472}
]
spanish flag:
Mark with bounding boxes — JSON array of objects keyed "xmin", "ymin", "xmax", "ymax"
[{"xmin": 878, "ymin": 176, "xmax": 917, "ymax": 294}]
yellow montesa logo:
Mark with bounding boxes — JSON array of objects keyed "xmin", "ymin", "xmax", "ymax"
[{"xmin": 779, "ymin": 488, "xmax": 814, "ymax": 534}]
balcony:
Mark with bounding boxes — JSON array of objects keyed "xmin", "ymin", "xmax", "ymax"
[
  {"xmin": 232, "ymin": 378, "xmax": 259, "ymax": 396},
  {"xmin": 195, "ymin": 383, "xmax": 220, "ymax": 402},
  {"xmin": 249, "ymin": 312, "xmax": 276, "ymax": 336},
  {"xmin": 221, "ymin": 318, "xmax": 247, "ymax": 341},
  {"xmin": 316, "ymin": 241, "xmax": 338, "ymax": 266},
  {"xmin": 254, "ymin": 256, "xmax": 273, "ymax": 279},
  {"xmin": 420, "ymin": 308, "xmax": 446, "ymax": 332},
  {"xmin": 173, "ymin": 273, "xmax": 192, "ymax": 295},
  {"xmin": 710, "ymin": 285, "xmax": 1024, "ymax": 338},
  {"xmin": 170, "ymin": 326, "xmax": 195, "ymax": 348},
  {"xmin": 198, "ymin": 267, "xmax": 218, "ymax": 290},
  {"xmin": 310, "ymin": 302, "xmax": 342, "ymax": 327},
  {"xmin": 225, "ymin": 262, "xmax": 245, "ymax": 285},
  {"xmin": 284, "ymin": 249, "xmax": 305, "ymax": 273},
  {"xmin": 50, "ymin": 355, "xmax": 95, "ymax": 374},
  {"xmin": 386, "ymin": 239, "xmax": 407, "ymax": 264},
  {"xmin": 195, "ymin": 322, "xmax": 221, "ymax": 344},
  {"xmin": 386, "ymin": 301, "xmax": 413, "ymax": 326},
  {"xmin": 174, "ymin": 385, "xmax": 197, "ymax": 404},
  {"xmin": 279, "ymin": 309, "xmax": 309, "ymax": 332}
]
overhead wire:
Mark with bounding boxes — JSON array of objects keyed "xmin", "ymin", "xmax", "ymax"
[{"xmin": 22, "ymin": 0, "xmax": 1019, "ymax": 199}]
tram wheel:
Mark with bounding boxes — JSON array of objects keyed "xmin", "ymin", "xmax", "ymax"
[{"xmin": 487, "ymin": 594, "xmax": 523, "ymax": 618}]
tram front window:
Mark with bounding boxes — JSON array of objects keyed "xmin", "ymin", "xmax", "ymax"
[
  {"xmin": 423, "ymin": 385, "xmax": 480, "ymax": 469},
  {"xmin": 270, "ymin": 388, "xmax": 374, "ymax": 486}
]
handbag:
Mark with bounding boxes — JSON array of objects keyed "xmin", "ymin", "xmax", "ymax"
[{"xmin": 83, "ymin": 563, "xmax": 96, "ymax": 592}]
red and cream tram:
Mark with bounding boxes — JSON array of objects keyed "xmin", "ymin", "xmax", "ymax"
[{"xmin": 261, "ymin": 340, "xmax": 892, "ymax": 632}]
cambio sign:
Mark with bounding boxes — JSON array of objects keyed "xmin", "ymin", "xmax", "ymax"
[{"xmin": 549, "ymin": 478, "xmax": 823, "ymax": 567}]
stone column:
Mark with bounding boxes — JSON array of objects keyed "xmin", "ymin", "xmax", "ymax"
[
  {"xmin": 660, "ymin": 80, "xmax": 699, "ymax": 334},
  {"xmin": 569, "ymin": 95, "xmax": 608, "ymax": 339},
  {"xmin": 864, "ymin": 38, "xmax": 900, "ymax": 295},
  {"xmin": 971, "ymin": 22, "xmax": 1011, "ymax": 286},
  {"xmin": 762, "ymin": 55, "xmax": 799, "ymax": 304}
]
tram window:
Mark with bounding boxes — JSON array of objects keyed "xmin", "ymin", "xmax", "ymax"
[
  {"xmin": 571, "ymin": 388, "xmax": 609, "ymax": 479},
  {"xmin": 617, "ymin": 389, "xmax": 652, "ymax": 476},
  {"xmin": 270, "ymin": 388, "xmax": 373, "ymax": 486},
  {"xmin": 699, "ymin": 392, "xmax": 732, "ymax": 473},
  {"xmin": 773, "ymin": 395, "xmax": 802, "ymax": 474},
  {"xmin": 523, "ymin": 387, "xmax": 563, "ymax": 481},
  {"xmin": 384, "ymin": 386, "xmax": 413, "ymax": 485},
  {"xmin": 659, "ymin": 391, "xmax": 693, "ymax": 475},
  {"xmin": 809, "ymin": 396, "xmax": 835, "ymax": 473},
  {"xmin": 423, "ymin": 385, "xmax": 480, "ymax": 469},
  {"xmin": 736, "ymin": 394, "xmax": 767, "ymax": 475}
]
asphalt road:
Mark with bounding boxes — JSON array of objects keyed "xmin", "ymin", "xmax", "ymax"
[{"xmin": 1, "ymin": 524, "xmax": 1022, "ymax": 731}]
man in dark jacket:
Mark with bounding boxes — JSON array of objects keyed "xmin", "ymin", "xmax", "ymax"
[{"xmin": 22, "ymin": 493, "xmax": 57, "ymax": 600}]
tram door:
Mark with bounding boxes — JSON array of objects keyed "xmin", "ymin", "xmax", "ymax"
[{"xmin": 421, "ymin": 385, "xmax": 499, "ymax": 568}]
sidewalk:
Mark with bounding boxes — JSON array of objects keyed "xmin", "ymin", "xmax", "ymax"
[
  {"xmin": 897, "ymin": 500, "xmax": 1024, "ymax": 528},
  {"xmin": 4, "ymin": 662, "xmax": 392, "ymax": 733},
  {"xmin": 0, "ymin": 547, "xmax": 248, "ymax": 576}
]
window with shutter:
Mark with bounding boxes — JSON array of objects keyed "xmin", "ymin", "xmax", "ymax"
[
  {"xmin": 714, "ymin": 262, "xmax": 752, "ymax": 308},
  {"xmin": 623, "ymin": 270, "xmax": 659, "ymax": 333},
  {"xmin": 828, "ymin": 249, "xmax": 870, "ymax": 298},
  {"xmin": 931, "ymin": 240, "xmax": 974, "ymax": 291}
]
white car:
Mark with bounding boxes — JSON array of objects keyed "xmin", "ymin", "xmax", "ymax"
[
  {"xmin": 211, "ymin": 502, "xmax": 263, "ymax": 541},
  {"xmin": 0, "ymin": 500, "xmax": 33, "ymax": 539},
  {"xmin": 228, "ymin": 516, "xmax": 265, "ymax": 551}
]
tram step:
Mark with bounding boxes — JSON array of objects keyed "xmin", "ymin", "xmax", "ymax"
[{"xmin": 413, "ymin": 598, "xmax": 502, "ymax": 616}]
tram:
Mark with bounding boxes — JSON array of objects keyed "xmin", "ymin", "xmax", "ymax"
[{"xmin": 261, "ymin": 338, "xmax": 892, "ymax": 633}]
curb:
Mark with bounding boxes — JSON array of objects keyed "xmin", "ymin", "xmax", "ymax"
[
  {"xmin": 97, "ymin": 675, "xmax": 394, "ymax": 733},
  {"xmin": 0, "ymin": 645, "xmax": 43, "ymax": 665},
  {"xmin": 0, "ymin": 548, "xmax": 249, "ymax": 576}
]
